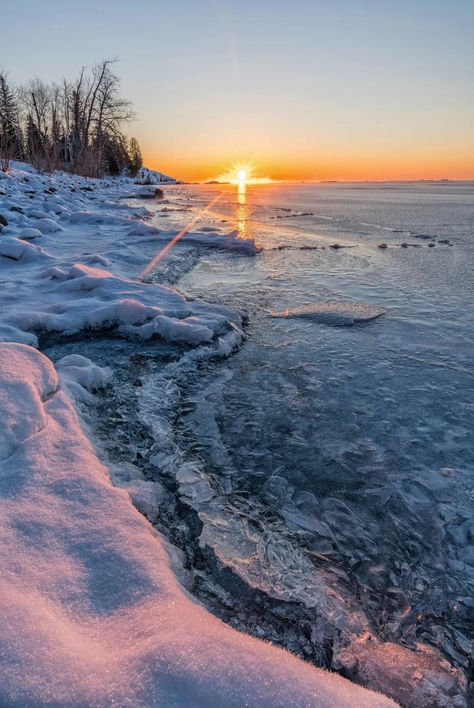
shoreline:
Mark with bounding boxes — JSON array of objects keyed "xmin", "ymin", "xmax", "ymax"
[{"xmin": 0, "ymin": 164, "xmax": 469, "ymax": 706}]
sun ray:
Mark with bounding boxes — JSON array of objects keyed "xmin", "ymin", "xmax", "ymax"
[{"xmin": 140, "ymin": 191, "xmax": 225, "ymax": 280}]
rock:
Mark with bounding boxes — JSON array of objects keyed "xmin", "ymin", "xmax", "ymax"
[
  {"xmin": 400, "ymin": 243, "xmax": 408, "ymax": 248},
  {"xmin": 330, "ymin": 243, "xmax": 341, "ymax": 249},
  {"xmin": 136, "ymin": 186, "xmax": 164, "ymax": 199},
  {"xmin": 378, "ymin": 243, "xmax": 388, "ymax": 249},
  {"xmin": 0, "ymin": 214, "xmax": 8, "ymax": 227}
]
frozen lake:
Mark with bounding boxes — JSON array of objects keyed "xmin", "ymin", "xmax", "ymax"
[{"xmin": 143, "ymin": 180, "xmax": 473, "ymax": 672}]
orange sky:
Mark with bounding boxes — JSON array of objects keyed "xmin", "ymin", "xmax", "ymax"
[{"xmin": 143, "ymin": 139, "xmax": 474, "ymax": 183}]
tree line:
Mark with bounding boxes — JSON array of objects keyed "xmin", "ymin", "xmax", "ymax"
[{"xmin": 0, "ymin": 59, "xmax": 143, "ymax": 177}]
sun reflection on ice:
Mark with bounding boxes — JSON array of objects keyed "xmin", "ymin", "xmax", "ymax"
[{"xmin": 236, "ymin": 180, "xmax": 249, "ymax": 238}]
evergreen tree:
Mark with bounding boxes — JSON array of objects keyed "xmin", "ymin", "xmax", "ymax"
[
  {"xmin": 128, "ymin": 137, "xmax": 142, "ymax": 176},
  {"xmin": 0, "ymin": 72, "xmax": 23, "ymax": 162}
]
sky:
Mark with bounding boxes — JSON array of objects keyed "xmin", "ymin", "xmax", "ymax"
[{"xmin": 3, "ymin": 0, "xmax": 474, "ymax": 181}]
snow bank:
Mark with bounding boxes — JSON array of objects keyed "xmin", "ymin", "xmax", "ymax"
[{"xmin": 0, "ymin": 343, "xmax": 396, "ymax": 707}]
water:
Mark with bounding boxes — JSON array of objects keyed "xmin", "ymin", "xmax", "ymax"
[{"xmin": 145, "ymin": 182, "xmax": 473, "ymax": 675}]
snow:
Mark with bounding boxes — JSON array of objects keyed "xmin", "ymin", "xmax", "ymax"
[
  {"xmin": 0, "ymin": 163, "xmax": 256, "ymax": 348},
  {"xmin": 0, "ymin": 236, "xmax": 51, "ymax": 262},
  {"xmin": 0, "ymin": 341, "xmax": 397, "ymax": 707},
  {"xmin": 56, "ymin": 353, "xmax": 112, "ymax": 402},
  {"xmin": 135, "ymin": 166, "xmax": 176, "ymax": 184},
  {"xmin": 18, "ymin": 226, "xmax": 43, "ymax": 239},
  {"xmin": 30, "ymin": 216, "xmax": 64, "ymax": 232},
  {"xmin": 0, "ymin": 163, "xmax": 399, "ymax": 705}
]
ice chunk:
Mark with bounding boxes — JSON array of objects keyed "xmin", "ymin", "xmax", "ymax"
[{"xmin": 272, "ymin": 302, "xmax": 385, "ymax": 325}]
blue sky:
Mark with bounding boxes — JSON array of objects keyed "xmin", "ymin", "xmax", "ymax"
[{"xmin": 3, "ymin": 0, "xmax": 474, "ymax": 179}]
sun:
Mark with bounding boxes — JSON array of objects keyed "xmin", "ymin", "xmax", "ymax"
[
  {"xmin": 231, "ymin": 163, "xmax": 253, "ymax": 184},
  {"xmin": 214, "ymin": 162, "xmax": 272, "ymax": 185}
]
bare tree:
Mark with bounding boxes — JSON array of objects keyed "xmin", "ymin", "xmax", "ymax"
[{"xmin": 10, "ymin": 59, "xmax": 141, "ymax": 177}]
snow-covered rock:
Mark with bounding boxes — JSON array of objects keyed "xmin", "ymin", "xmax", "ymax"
[
  {"xmin": 135, "ymin": 166, "xmax": 175, "ymax": 184},
  {"xmin": 18, "ymin": 227, "xmax": 43, "ymax": 240},
  {"xmin": 0, "ymin": 237, "xmax": 50, "ymax": 262},
  {"xmin": 136, "ymin": 185, "xmax": 165, "ymax": 199},
  {"xmin": 30, "ymin": 217, "xmax": 63, "ymax": 233}
]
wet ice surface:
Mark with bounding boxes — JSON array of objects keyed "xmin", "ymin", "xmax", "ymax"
[{"xmin": 147, "ymin": 182, "xmax": 474, "ymax": 674}]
